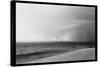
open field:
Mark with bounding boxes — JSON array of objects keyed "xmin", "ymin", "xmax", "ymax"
[
  {"xmin": 16, "ymin": 42, "xmax": 95, "ymax": 55},
  {"xmin": 26, "ymin": 48, "xmax": 95, "ymax": 63},
  {"xmin": 16, "ymin": 42, "xmax": 95, "ymax": 64}
]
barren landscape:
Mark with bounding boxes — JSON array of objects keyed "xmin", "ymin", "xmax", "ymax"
[{"xmin": 16, "ymin": 42, "xmax": 95, "ymax": 64}]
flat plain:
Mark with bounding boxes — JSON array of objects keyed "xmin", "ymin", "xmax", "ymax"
[{"xmin": 16, "ymin": 42, "xmax": 95, "ymax": 64}]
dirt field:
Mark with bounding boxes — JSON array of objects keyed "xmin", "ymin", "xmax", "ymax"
[{"xmin": 16, "ymin": 42, "xmax": 95, "ymax": 64}]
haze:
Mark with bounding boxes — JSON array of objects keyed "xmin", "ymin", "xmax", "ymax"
[{"xmin": 16, "ymin": 3, "xmax": 95, "ymax": 42}]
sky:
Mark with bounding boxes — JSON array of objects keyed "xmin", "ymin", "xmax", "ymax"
[{"xmin": 16, "ymin": 3, "xmax": 95, "ymax": 42}]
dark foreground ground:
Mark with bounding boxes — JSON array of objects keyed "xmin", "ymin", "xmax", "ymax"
[{"xmin": 16, "ymin": 42, "xmax": 95, "ymax": 64}]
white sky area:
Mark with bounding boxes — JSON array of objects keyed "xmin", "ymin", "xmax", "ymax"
[{"xmin": 16, "ymin": 3, "xmax": 95, "ymax": 42}]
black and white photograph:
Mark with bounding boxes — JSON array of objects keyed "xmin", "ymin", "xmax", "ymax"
[{"xmin": 11, "ymin": 1, "xmax": 97, "ymax": 66}]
